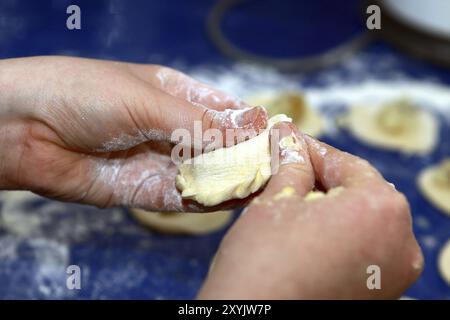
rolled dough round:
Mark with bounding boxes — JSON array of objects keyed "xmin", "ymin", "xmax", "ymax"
[
  {"xmin": 341, "ymin": 99, "xmax": 438, "ymax": 154},
  {"xmin": 417, "ymin": 159, "xmax": 450, "ymax": 216},
  {"xmin": 246, "ymin": 91, "xmax": 323, "ymax": 137},
  {"xmin": 438, "ymin": 239, "xmax": 450, "ymax": 286},
  {"xmin": 130, "ymin": 209, "xmax": 233, "ymax": 235},
  {"xmin": 176, "ymin": 114, "xmax": 291, "ymax": 206}
]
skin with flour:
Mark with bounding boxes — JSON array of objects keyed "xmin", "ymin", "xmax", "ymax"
[
  {"xmin": 199, "ymin": 123, "xmax": 423, "ymax": 299},
  {"xmin": 0, "ymin": 56, "xmax": 424, "ymax": 299},
  {"xmin": 0, "ymin": 56, "xmax": 267, "ymax": 212}
]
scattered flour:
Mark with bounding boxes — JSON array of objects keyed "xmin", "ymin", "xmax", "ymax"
[
  {"xmin": 0, "ymin": 191, "xmax": 125, "ymax": 241},
  {"xmin": 189, "ymin": 53, "xmax": 450, "ymax": 125},
  {"xmin": 0, "ymin": 191, "xmax": 142, "ymax": 299}
]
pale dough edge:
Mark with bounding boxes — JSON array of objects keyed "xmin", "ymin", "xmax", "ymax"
[
  {"xmin": 130, "ymin": 209, "xmax": 233, "ymax": 235},
  {"xmin": 345, "ymin": 106, "xmax": 438, "ymax": 154},
  {"xmin": 417, "ymin": 166, "xmax": 450, "ymax": 216},
  {"xmin": 438, "ymin": 239, "xmax": 450, "ymax": 286}
]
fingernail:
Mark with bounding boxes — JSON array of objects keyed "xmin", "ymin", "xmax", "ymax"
[{"xmin": 223, "ymin": 106, "xmax": 268, "ymax": 130}]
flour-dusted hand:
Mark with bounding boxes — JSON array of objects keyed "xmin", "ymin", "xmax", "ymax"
[
  {"xmin": 199, "ymin": 122, "xmax": 423, "ymax": 299},
  {"xmin": 0, "ymin": 56, "xmax": 268, "ymax": 211}
]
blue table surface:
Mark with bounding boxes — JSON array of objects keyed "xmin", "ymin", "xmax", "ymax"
[{"xmin": 0, "ymin": 0, "xmax": 450, "ymax": 299}]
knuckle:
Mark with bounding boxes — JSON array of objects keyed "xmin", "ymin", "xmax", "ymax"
[
  {"xmin": 411, "ymin": 243, "xmax": 424, "ymax": 273},
  {"xmin": 276, "ymin": 165, "xmax": 313, "ymax": 186},
  {"xmin": 386, "ymin": 191, "xmax": 409, "ymax": 213},
  {"xmin": 401, "ymin": 241, "xmax": 424, "ymax": 289},
  {"xmin": 370, "ymin": 185, "xmax": 411, "ymax": 227},
  {"xmin": 380, "ymin": 186, "xmax": 409, "ymax": 212}
]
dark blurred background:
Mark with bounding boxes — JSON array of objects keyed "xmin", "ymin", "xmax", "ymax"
[{"xmin": 0, "ymin": 0, "xmax": 365, "ymax": 65}]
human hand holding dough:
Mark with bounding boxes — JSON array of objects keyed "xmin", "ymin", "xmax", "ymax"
[
  {"xmin": 176, "ymin": 114, "xmax": 292, "ymax": 206},
  {"xmin": 0, "ymin": 56, "xmax": 425, "ymax": 300},
  {"xmin": 0, "ymin": 56, "xmax": 268, "ymax": 212},
  {"xmin": 198, "ymin": 125, "xmax": 423, "ymax": 299}
]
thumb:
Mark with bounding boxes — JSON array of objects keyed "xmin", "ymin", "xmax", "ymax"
[
  {"xmin": 134, "ymin": 86, "xmax": 268, "ymax": 148},
  {"xmin": 259, "ymin": 122, "xmax": 314, "ymax": 200}
]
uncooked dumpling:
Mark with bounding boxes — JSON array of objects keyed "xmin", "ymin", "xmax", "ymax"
[
  {"xmin": 438, "ymin": 239, "xmax": 450, "ymax": 286},
  {"xmin": 130, "ymin": 209, "xmax": 233, "ymax": 235},
  {"xmin": 246, "ymin": 91, "xmax": 323, "ymax": 137},
  {"xmin": 176, "ymin": 114, "xmax": 291, "ymax": 206},
  {"xmin": 341, "ymin": 99, "xmax": 438, "ymax": 154},
  {"xmin": 417, "ymin": 159, "xmax": 450, "ymax": 216}
]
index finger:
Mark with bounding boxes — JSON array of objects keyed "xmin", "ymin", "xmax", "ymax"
[{"xmin": 125, "ymin": 64, "xmax": 249, "ymax": 111}]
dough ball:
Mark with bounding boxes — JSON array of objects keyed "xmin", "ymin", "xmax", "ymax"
[
  {"xmin": 176, "ymin": 114, "xmax": 291, "ymax": 206},
  {"xmin": 341, "ymin": 98, "xmax": 438, "ymax": 154},
  {"xmin": 130, "ymin": 209, "xmax": 233, "ymax": 235},
  {"xmin": 439, "ymin": 239, "xmax": 450, "ymax": 286},
  {"xmin": 246, "ymin": 91, "xmax": 323, "ymax": 137},
  {"xmin": 418, "ymin": 159, "xmax": 450, "ymax": 215}
]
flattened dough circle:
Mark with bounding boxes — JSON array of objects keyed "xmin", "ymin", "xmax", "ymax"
[
  {"xmin": 439, "ymin": 239, "xmax": 450, "ymax": 286},
  {"xmin": 130, "ymin": 209, "xmax": 233, "ymax": 235},
  {"xmin": 342, "ymin": 99, "xmax": 438, "ymax": 154},
  {"xmin": 176, "ymin": 114, "xmax": 291, "ymax": 206},
  {"xmin": 418, "ymin": 159, "xmax": 450, "ymax": 216}
]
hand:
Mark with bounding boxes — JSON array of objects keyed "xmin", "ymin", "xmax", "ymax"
[
  {"xmin": 198, "ymin": 122, "xmax": 423, "ymax": 299},
  {"xmin": 0, "ymin": 56, "xmax": 267, "ymax": 211}
]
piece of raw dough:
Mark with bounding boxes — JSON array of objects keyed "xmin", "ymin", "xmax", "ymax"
[
  {"xmin": 303, "ymin": 186, "xmax": 344, "ymax": 202},
  {"xmin": 176, "ymin": 114, "xmax": 291, "ymax": 206},
  {"xmin": 130, "ymin": 209, "xmax": 233, "ymax": 235},
  {"xmin": 341, "ymin": 98, "xmax": 438, "ymax": 154},
  {"xmin": 438, "ymin": 239, "xmax": 450, "ymax": 286},
  {"xmin": 246, "ymin": 91, "xmax": 323, "ymax": 137},
  {"xmin": 417, "ymin": 159, "xmax": 450, "ymax": 216}
]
